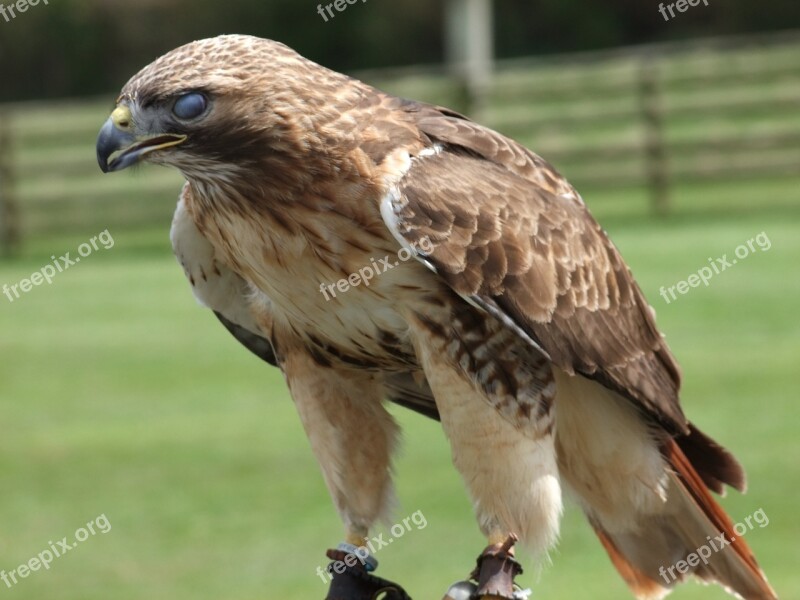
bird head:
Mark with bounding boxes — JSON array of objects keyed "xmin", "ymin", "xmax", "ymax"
[{"xmin": 96, "ymin": 35, "xmax": 349, "ymax": 185}]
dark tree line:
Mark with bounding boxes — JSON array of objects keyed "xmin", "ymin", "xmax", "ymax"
[{"xmin": 0, "ymin": 0, "xmax": 798, "ymax": 102}]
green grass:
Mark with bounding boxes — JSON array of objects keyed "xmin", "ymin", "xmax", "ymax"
[{"xmin": 1, "ymin": 185, "xmax": 799, "ymax": 599}]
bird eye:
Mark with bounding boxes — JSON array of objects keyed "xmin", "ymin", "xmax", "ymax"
[{"xmin": 173, "ymin": 93, "xmax": 208, "ymax": 120}]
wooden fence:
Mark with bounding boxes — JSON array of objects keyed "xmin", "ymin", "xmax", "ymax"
[{"xmin": 1, "ymin": 30, "xmax": 800, "ymax": 256}]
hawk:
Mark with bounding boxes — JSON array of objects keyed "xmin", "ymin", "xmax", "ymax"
[{"xmin": 96, "ymin": 35, "xmax": 776, "ymax": 599}]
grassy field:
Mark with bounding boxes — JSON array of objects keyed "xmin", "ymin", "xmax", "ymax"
[{"xmin": 0, "ymin": 178, "xmax": 798, "ymax": 599}]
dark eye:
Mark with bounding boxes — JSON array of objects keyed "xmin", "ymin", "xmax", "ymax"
[{"xmin": 173, "ymin": 93, "xmax": 208, "ymax": 120}]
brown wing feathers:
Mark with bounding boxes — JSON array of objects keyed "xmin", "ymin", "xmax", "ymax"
[
  {"xmin": 389, "ymin": 106, "xmax": 775, "ymax": 598},
  {"xmin": 394, "ymin": 136, "xmax": 687, "ymax": 431},
  {"xmin": 399, "ymin": 103, "xmax": 754, "ymax": 469}
]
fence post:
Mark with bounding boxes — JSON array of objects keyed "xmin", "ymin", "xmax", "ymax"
[
  {"xmin": 638, "ymin": 56, "xmax": 670, "ymax": 216},
  {"xmin": 0, "ymin": 110, "xmax": 19, "ymax": 258},
  {"xmin": 445, "ymin": 0, "xmax": 493, "ymax": 118}
]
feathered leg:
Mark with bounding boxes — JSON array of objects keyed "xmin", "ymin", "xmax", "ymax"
[
  {"xmin": 281, "ymin": 350, "xmax": 406, "ymax": 596},
  {"xmin": 408, "ymin": 306, "xmax": 562, "ymax": 599}
]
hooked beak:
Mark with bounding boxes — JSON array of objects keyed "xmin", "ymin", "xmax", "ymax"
[{"xmin": 96, "ymin": 105, "xmax": 187, "ymax": 173}]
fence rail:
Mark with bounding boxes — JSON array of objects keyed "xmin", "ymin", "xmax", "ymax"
[{"xmin": 2, "ymin": 30, "xmax": 800, "ymax": 255}]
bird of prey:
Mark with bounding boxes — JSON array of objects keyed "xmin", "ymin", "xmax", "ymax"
[{"xmin": 96, "ymin": 35, "xmax": 776, "ymax": 599}]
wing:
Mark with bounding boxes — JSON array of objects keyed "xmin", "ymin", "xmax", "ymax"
[
  {"xmin": 381, "ymin": 106, "xmax": 687, "ymax": 433},
  {"xmin": 213, "ymin": 311, "xmax": 277, "ymax": 366}
]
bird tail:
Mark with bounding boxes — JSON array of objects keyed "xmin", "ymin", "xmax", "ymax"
[{"xmin": 588, "ymin": 425, "xmax": 777, "ymax": 599}]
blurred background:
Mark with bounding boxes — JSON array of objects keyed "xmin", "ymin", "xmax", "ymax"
[{"xmin": 0, "ymin": 1, "xmax": 798, "ymax": 599}]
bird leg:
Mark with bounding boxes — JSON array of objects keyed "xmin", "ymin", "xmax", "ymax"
[
  {"xmin": 323, "ymin": 543, "xmax": 412, "ymax": 600},
  {"xmin": 470, "ymin": 533, "xmax": 524, "ymax": 600}
]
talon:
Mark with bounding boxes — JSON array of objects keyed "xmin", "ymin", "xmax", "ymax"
[{"xmin": 470, "ymin": 533, "xmax": 524, "ymax": 600}]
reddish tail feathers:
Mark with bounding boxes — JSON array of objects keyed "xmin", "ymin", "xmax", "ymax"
[{"xmin": 591, "ymin": 423, "xmax": 777, "ymax": 599}]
